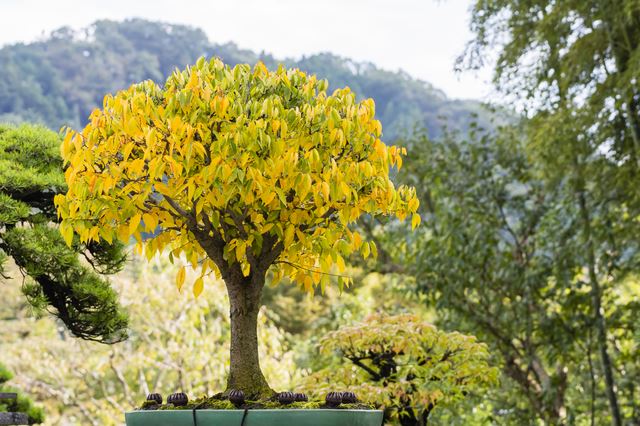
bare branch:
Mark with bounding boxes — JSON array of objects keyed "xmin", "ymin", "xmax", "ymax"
[{"xmin": 163, "ymin": 195, "xmax": 190, "ymax": 218}]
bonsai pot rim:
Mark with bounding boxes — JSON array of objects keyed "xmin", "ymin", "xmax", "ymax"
[{"xmin": 125, "ymin": 408, "xmax": 384, "ymax": 426}]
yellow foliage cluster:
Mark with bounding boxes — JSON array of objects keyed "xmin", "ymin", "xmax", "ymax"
[{"xmin": 55, "ymin": 57, "xmax": 419, "ymax": 295}]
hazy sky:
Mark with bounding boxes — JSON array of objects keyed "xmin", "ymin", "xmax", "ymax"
[{"xmin": 0, "ymin": 0, "xmax": 494, "ymax": 100}]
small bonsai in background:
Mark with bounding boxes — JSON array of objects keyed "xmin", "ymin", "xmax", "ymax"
[
  {"xmin": 56, "ymin": 57, "xmax": 419, "ymax": 398},
  {"xmin": 303, "ymin": 314, "xmax": 498, "ymax": 426},
  {"xmin": 0, "ymin": 363, "xmax": 44, "ymax": 424}
]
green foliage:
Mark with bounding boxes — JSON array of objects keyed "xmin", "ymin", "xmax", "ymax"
[
  {"xmin": 2, "ymin": 6, "xmax": 638, "ymax": 426},
  {"xmin": 458, "ymin": 2, "xmax": 640, "ymax": 424},
  {"xmin": 0, "ymin": 19, "xmax": 495, "ymax": 140},
  {"xmin": 390, "ymin": 125, "xmax": 640, "ymax": 424},
  {"xmin": 398, "ymin": 127, "xmax": 576, "ymax": 422},
  {"xmin": 303, "ymin": 314, "xmax": 497, "ymax": 425},
  {"xmin": 5, "ymin": 226, "xmax": 128, "ymax": 342},
  {"xmin": 0, "ymin": 124, "xmax": 128, "ymax": 343},
  {"xmin": 462, "ymin": 0, "xmax": 640, "ymax": 168},
  {"xmin": 0, "ymin": 362, "xmax": 44, "ymax": 424}
]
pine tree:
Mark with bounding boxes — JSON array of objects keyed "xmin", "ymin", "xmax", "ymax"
[{"xmin": 0, "ymin": 124, "xmax": 128, "ymax": 344}]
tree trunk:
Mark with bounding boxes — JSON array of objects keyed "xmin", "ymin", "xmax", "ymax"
[
  {"xmin": 577, "ymin": 189, "xmax": 622, "ymax": 426},
  {"xmin": 190, "ymin": 217, "xmax": 281, "ymax": 398},
  {"xmin": 398, "ymin": 411, "xmax": 419, "ymax": 426},
  {"xmin": 224, "ymin": 270, "xmax": 273, "ymax": 398},
  {"xmin": 625, "ymin": 98, "xmax": 640, "ymax": 170},
  {"xmin": 420, "ymin": 405, "xmax": 433, "ymax": 426}
]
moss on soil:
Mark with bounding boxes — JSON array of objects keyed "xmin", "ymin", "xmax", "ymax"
[{"xmin": 138, "ymin": 395, "xmax": 374, "ymax": 411}]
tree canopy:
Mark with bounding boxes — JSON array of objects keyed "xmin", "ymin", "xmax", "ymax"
[
  {"xmin": 462, "ymin": 0, "xmax": 640, "ymax": 168},
  {"xmin": 55, "ymin": 57, "xmax": 419, "ymax": 296},
  {"xmin": 304, "ymin": 314, "xmax": 497, "ymax": 426}
]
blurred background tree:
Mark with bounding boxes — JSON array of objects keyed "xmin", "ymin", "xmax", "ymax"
[
  {"xmin": 457, "ymin": 2, "xmax": 640, "ymax": 424},
  {"xmin": 388, "ymin": 125, "xmax": 636, "ymax": 424}
]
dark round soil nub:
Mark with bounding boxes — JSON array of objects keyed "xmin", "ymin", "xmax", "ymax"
[
  {"xmin": 341, "ymin": 391, "xmax": 357, "ymax": 404},
  {"xmin": 325, "ymin": 391, "xmax": 343, "ymax": 407},
  {"xmin": 146, "ymin": 393, "xmax": 163, "ymax": 404},
  {"xmin": 293, "ymin": 392, "xmax": 308, "ymax": 402},
  {"xmin": 228, "ymin": 389, "xmax": 245, "ymax": 406},
  {"xmin": 277, "ymin": 391, "xmax": 295, "ymax": 404},
  {"xmin": 167, "ymin": 392, "xmax": 188, "ymax": 406}
]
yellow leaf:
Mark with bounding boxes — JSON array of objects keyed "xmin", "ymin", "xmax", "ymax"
[
  {"xmin": 262, "ymin": 191, "xmax": 276, "ymax": 205},
  {"xmin": 143, "ymin": 213, "xmax": 158, "ymax": 231},
  {"xmin": 193, "ymin": 277, "xmax": 204, "ymax": 297},
  {"xmin": 235, "ymin": 241, "xmax": 246, "ymax": 261},
  {"xmin": 284, "ymin": 225, "xmax": 295, "ymax": 246},
  {"xmin": 123, "ymin": 143, "xmax": 134, "ymax": 161},
  {"xmin": 60, "ymin": 223, "xmax": 74, "ymax": 247},
  {"xmin": 361, "ymin": 241, "xmax": 370, "ymax": 259},
  {"xmin": 352, "ymin": 232, "xmax": 362, "ymax": 249},
  {"xmin": 187, "ymin": 70, "xmax": 199, "ymax": 89},
  {"xmin": 241, "ymin": 262, "xmax": 251, "ymax": 277},
  {"xmin": 129, "ymin": 213, "xmax": 142, "ymax": 235},
  {"xmin": 411, "ymin": 213, "xmax": 421, "ymax": 230},
  {"xmin": 303, "ymin": 275, "xmax": 313, "ymax": 292},
  {"xmin": 176, "ymin": 266, "xmax": 186, "ymax": 292},
  {"xmin": 321, "ymin": 182, "xmax": 330, "ymax": 200},
  {"xmin": 222, "ymin": 164, "xmax": 233, "ymax": 180},
  {"xmin": 340, "ymin": 182, "xmax": 350, "ymax": 200},
  {"xmin": 370, "ymin": 241, "xmax": 378, "ymax": 258},
  {"xmin": 298, "ymin": 174, "xmax": 312, "ymax": 200},
  {"xmin": 53, "ymin": 194, "xmax": 65, "ymax": 210},
  {"xmin": 219, "ymin": 96, "xmax": 230, "ymax": 117},
  {"xmin": 117, "ymin": 224, "xmax": 130, "ymax": 242},
  {"xmin": 99, "ymin": 227, "xmax": 113, "ymax": 244},
  {"xmin": 195, "ymin": 198, "xmax": 205, "ymax": 215}
]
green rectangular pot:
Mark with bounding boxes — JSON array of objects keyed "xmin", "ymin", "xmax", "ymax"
[{"xmin": 125, "ymin": 409, "xmax": 383, "ymax": 426}]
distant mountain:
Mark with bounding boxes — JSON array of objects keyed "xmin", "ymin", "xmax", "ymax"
[{"xmin": 0, "ymin": 19, "xmax": 496, "ymax": 140}]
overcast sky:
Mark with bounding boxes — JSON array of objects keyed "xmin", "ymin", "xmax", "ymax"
[{"xmin": 0, "ymin": 0, "xmax": 494, "ymax": 100}]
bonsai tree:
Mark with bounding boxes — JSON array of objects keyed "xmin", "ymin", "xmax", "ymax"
[
  {"xmin": 55, "ymin": 57, "xmax": 420, "ymax": 397},
  {"xmin": 0, "ymin": 124, "xmax": 128, "ymax": 343},
  {"xmin": 303, "ymin": 314, "xmax": 498, "ymax": 425}
]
